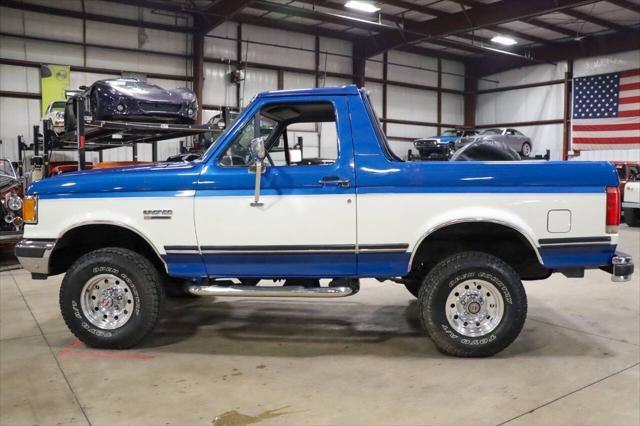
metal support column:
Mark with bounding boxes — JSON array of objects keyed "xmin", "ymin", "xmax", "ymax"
[
  {"xmin": 152, "ymin": 141, "xmax": 158, "ymax": 162},
  {"xmin": 33, "ymin": 125, "xmax": 39, "ymax": 156},
  {"xmin": 437, "ymin": 58, "xmax": 442, "ymax": 135},
  {"xmin": 562, "ymin": 59, "xmax": 574, "ymax": 160},
  {"xmin": 17, "ymin": 135, "xmax": 24, "ymax": 177},
  {"xmin": 132, "ymin": 143, "xmax": 138, "ymax": 161},
  {"xmin": 382, "ymin": 51, "xmax": 388, "ymax": 134},
  {"xmin": 75, "ymin": 96, "xmax": 86, "ymax": 170},
  {"xmin": 42, "ymin": 119, "xmax": 52, "ymax": 177}
]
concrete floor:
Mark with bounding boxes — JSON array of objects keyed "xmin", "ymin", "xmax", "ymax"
[{"xmin": 1, "ymin": 227, "xmax": 638, "ymax": 426}]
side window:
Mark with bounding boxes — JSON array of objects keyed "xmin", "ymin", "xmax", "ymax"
[
  {"xmin": 219, "ymin": 102, "xmax": 339, "ymax": 167},
  {"xmin": 218, "ymin": 113, "xmax": 277, "ymax": 167}
]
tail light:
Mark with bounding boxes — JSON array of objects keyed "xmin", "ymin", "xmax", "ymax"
[{"xmin": 606, "ymin": 186, "xmax": 620, "ymax": 234}]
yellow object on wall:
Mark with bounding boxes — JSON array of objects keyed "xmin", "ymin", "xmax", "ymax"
[{"xmin": 40, "ymin": 64, "xmax": 70, "ymax": 115}]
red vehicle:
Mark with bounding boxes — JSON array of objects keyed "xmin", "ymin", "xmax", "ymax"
[{"xmin": 0, "ymin": 159, "xmax": 24, "ymax": 248}]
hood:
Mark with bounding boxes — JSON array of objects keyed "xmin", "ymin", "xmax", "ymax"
[
  {"xmin": 27, "ymin": 162, "xmax": 204, "ymax": 197},
  {"xmin": 0, "ymin": 175, "xmax": 19, "ymax": 193}
]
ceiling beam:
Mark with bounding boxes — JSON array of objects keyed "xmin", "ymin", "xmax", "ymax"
[
  {"xmin": 561, "ymin": 8, "xmax": 627, "ymax": 31},
  {"xmin": 365, "ymin": 0, "xmax": 601, "ymax": 57},
  {"xmin": 249, "ymin": 1, "xmax": 486, "ymax": 56},
  {"xmin": 606, "ymin": 0, "xmax": 640, "ymax": 13},
  {"xmin": 447, "ymin": 0, "xmax": 590, "ymax": 39},
  {"xmin": 199, "ymin": 0, "xmax": 254, "ymax": 33},
  {"xmin": 469, "ymin": 28, "xmax": 640, "ymax": 77},
  {"xmin": 0, "ymin": 0, "xmax": 192, "ymax": 33}
]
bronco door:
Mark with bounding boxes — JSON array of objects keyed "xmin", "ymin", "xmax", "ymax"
[{"xmin": 194, "ymin": 95, "xmax": 357, "ymax": 278}]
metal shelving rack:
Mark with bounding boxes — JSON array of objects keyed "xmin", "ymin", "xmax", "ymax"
[{"xmin": 20, "ymin": 96, "xmax": 215, "ymax": 177}]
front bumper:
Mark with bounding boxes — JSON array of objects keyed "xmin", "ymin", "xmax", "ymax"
[
  {"xmin": 14, "ymin": 239, "xmax": 56, "ymax": 277},
  {"xmin": 600, "ymin": 251, "xmax": 634, "ymax": 282}
]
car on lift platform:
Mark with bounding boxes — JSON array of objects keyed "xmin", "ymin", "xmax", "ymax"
[{"xmin": 64, "ymin": 78, "xmax": 198, "ymax": 132}]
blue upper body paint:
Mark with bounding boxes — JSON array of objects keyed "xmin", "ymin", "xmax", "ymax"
[{"xmin": 26, "ymin": 86, "xmax": 620, "ymax": 276}]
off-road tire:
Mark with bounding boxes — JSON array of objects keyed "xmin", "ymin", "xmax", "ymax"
[
  {"xmin": 59, "ymin": 247, "xmax": 164, "ymax": 349},
  {"xmin": 624, "ymin": 208, "xmax": 640, "ymax": 227},
  {"xmin": 418, "ymin": 251, "xmax": 527, "ymax": 357}
]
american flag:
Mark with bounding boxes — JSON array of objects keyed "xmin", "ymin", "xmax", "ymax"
[{"xmin": 571, "ymin": 69, "xmax": 640, "ymax": 151}]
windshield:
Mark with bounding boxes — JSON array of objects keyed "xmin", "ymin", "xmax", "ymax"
[
  {"xmin": 50, "ymin": 101, "xmax": 66, "ymax": 112},
  {"xmin": 481, "ymin": 128, "xmax": 502, "ymax": 135},
  {"xmin": 0, "ymin": 160, "xmax": 16, "ymax": 178},
  {"xmin": 442, "ymin": 130, "xmax": 458, "ymax": 136}
]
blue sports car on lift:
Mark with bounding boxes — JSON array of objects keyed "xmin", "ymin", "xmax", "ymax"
[
  {"xmin": 64, "ymin": 78, "xmax": 198, "ymax": 132},
  {"xmin": 413, "ymin": 129, "xmax": 478, "ymax": 160}
]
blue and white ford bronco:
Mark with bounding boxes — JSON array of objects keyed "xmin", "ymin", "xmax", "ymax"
[{"xmin": 16, "ymin": 86, "xmax": 634, "ymax": 357}]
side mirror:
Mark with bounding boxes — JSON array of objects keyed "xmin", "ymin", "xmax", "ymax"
[
  {"xmin": 78, "ymin": 85, "xmax": 88, "ymax": 90},
  {"xmin": 249, "ymin": 136, "xmax": 267, "ymax": 207},
  {"xmin": 249, "ymin": 136, "xmax": 267, "ymax": 163}
]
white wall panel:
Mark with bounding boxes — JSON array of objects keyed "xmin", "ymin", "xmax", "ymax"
[
  {"xmin": 573, "ymin": 50, "xmax": 640, "ymax": 77},
  {"xmin": 388, "ymin": 50, "xmax": 438, "ymax": 86},
  {"xmin": 364, "ymin": 83, "xmax": 383, "ymax": 116},
  {"xmin": 241, "ymin": 69, "xmax": 277, "ymax": 107},
  {"xmin": 387, "ymin": 140, "xmax": 418, "ymax": 159},
  {"xmin": 283, "ymin": 72, "xmax": 315, "ymax": 90},
  {"xmin": 0, "ymin": 98, "xmax": 41, "ymax": 161},
  {"xmin": 0, "ymin": 65, "xmax": 39, "ymax": 92},
  {"xmin": 243, "ymin": 25, "xmax": 315, "ymax": 70},
  {"xmin": 85, "ymin": 22, "xmax": 189, "ymax": 55},
  {"xmin": 1, "ymin": 36, "xmax": 83, "ymax": 65},
  {"xmin": 476, "ymin": 84, "xmax": 564, "ymax": 125},
  {"xmin": 205, "ymin": 22, "xmax": 237, "ymax": 60},
  {"xmin": 1, "ymin": 9, "xmax": 83, "ymax": 43},
  {"xmin": 387, "ymin": 85, "xmax": 437, "ymax": 122},
  {"xmin": 441, "ymin": 93, "xmax": 464, "ymax": 126},
  {"xmin": 322, "ymin": 77, "xmax": 351, "ymax": 88},
  {"xmin": 478, "ymin": 63, "xmax": 567, "ymax": 91},
  {"xmin": 319, "ymin": 37, "xmax": 352, "ymax": 75},
  {"xmin": 203, "ymin": 62, "xmax": 237, "ymax": 107},
  {"xmin": 386, "ymin": 123, "xmax": 436, "ymax": 140},
  {"xmin": 441, "ymin": 59, "xmax": 465, "ymax": 91},
  {"xmin": 86, "ymin": 47, "xmax": 189, "ymax": 77},
  {"xmin": 366, "ymin": 55, "xmax": 383, "ymax": 80}
]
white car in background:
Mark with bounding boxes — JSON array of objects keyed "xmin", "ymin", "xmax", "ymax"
[
  {"xmin": 457, "ymin": 128, "xmax": 533, "ymax": 157},
  {"xmin": 42, "ymin": 101, "xmax": 66, "ymax": 135},
  {"xmin": 623, "ymin": 179, "xmax": 640, "ymax": 227}
]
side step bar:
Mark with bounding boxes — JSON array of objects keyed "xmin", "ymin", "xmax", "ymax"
[{"xmin": 186, "ymin": 282, "xmax": 358, "ymax": 298}]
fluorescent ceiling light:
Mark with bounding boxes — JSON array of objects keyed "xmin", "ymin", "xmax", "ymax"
[
  {"xmin": 491, "ymin": 35, "xmax": 518, "ymax": 46},
  {"xmin": 345, "ymin": 1, "xmax": 380, "ymax": 13}
]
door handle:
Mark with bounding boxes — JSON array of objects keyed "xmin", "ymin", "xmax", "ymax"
[{"xmin": 319, "ymin": 176, "xmax": 350, "ymax": 188}]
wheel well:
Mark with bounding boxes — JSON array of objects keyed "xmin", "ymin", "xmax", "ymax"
[
  {"xmin": 409, "ymin": 222, "xmax": 549, "ymax": 280},
  {"xmin": 49, "ymin": 224, "xmax": 166, "ymax": 276}
]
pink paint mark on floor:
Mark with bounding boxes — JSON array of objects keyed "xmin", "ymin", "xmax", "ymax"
[{"xmin": 59, "ymin": 339, "xmax": 154, "ymax": 360}]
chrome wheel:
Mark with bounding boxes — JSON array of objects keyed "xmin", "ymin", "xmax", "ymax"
[
  {"xmin": 522, "ymin": 143, "xmax": 531, "ymax": 156},
  {"xmin": 80, "ymin": 274, "xmax": 134, "ymax": 330},
  {"xmin": 445, "ymin": 279, "xmax": 504, "ymax": 337}
]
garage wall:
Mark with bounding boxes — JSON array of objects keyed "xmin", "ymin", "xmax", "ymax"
[
  {"xmin": 476, "ymin": 49, "xmax": 640, "ymax": 162},
  {"xmin": 364, "ymin": 50, "xmax": 465, "ymax": 157},
  {"xmin": 0, "ymin": 2, "xmax": 192, "ymax": 163},
  {"xmin": 476, "ymin": 63, "xmax": 567, "ymax": 159},
  {"xmin": 571, "ymin": 50, "xmax": 640, "ymax": 162}
]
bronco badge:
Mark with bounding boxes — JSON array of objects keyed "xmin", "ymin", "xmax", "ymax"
[{"xmin": 143, "ymin": 209, "xmax": 173, "ymax": 220}]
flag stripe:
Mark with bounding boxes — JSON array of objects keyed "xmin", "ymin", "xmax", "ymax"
[
  {"xmin": 620, "ymin": 89, "xmax": 640, "ymax": 98},
  {"xmin": 573, "ymin": 137, "xmax": 640, "ymax": 144},
  {"xmin": 620, "ymin": 69, "xmax": 640, "ymax": 78},
  {"xmin": 619, "ymin": 109, "xmax": 640, "ymax": 117},
  {"xmin": 619, "ymin": 96, "xmax": 640, "ymax": 104},
  {"xmin": 620, "ymin": 82, "xmax": 640, "ymax": 91},
  {"xmin": 572, "ymin": 122, "xmax": 640, "ymax": 131},
  {"xmin": 572, "ymin": 130, "xmax": 640, "ymax": 138},
  {"xmin": 621, "ymin": 75, "xmax": 640, "ymax": 85}
]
